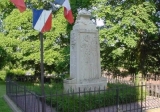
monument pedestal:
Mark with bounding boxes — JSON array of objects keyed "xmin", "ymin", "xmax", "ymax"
[
  {"xmin": 64, "ymin": 78, "xmax": 107, "ymax": 92},
  {"xmin": 64, "ymin": 9, "xmax": 107, "ymax": 93}
]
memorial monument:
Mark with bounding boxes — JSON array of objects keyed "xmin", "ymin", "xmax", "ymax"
[{"xmin": 64, "ymin": 9, "xmax": 107, "ymax": 92}]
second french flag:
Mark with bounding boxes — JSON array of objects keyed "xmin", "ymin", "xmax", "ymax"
[{"xmin": 33, "ymin": 9, "xmax": 52, "ymax": 33}]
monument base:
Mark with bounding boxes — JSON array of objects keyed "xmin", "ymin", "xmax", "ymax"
[{"xmin": 63, "ymin": 77, "xmax": 107, "ymax": 93}]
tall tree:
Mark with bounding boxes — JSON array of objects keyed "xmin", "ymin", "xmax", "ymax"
[
  {"xmin": 0, "ymin": 0, "xmax": 70, "ymax": 75},
  {"xmin": 92, "ymin": 0, "xmax": 159, "ymax": 82},
  {"xmin": 0, "ymin": 0, "xmax": 94, "ymax": 77}
]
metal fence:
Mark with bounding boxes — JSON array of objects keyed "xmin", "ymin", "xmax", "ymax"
[
  {"xmin": 106, "ymin": 76, "xmax": 160, "ymax": 110},
  {"xmin": 145, "ymin": 83, "xmax": 160, "ymax": 110},
  {"xmin": 105, "ymin": 75, "xmax": 160, "ymax": 98},
  {"xmin": 6, "ymin": 79, "xmax": 150, "ymax": 112}
]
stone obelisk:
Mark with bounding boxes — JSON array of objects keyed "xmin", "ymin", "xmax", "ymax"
[{"xmin": 64, "ymin": 9, "xmax": 107, "ymax": 92}]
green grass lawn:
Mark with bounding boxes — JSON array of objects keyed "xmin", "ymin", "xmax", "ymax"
[{"xmin": 0, "ymin": 81, "xmax": 12, "ymax": 112}]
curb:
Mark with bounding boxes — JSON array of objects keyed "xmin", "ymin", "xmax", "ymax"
[{"xmin": 3, "ymin": 95, "xmax": 22, "ymax": 112}]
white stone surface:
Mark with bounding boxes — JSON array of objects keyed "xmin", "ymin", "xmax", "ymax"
[{"xmin": 64, "ymin": 9, "xmax": 107, "ymax": 92}]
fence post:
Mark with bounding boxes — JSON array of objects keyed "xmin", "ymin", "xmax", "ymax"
[
  {"xmin": 155, "ymin": 85, "xmax": 157, "ymax": 97},
  {"xmin": 24, "ymin": 86, "xmax": 26, "ymax": 112},
  {"xmin": 141, "ymin": 82, "xmax": 143, "ymax": 112},
  {"xmin": 8, "ymin": 79, "xmax": 11, "ymax": 97},
  {"xmin": 41, "ymin": 95, "xmax": 46, "ymax": 112},
  {"xmin": 6, "ymin": 78, "xmax": 9, "ymax": 95},
  {"xmin": 145, "ymin": 84, "xmax": 147, "ymax": 111},
  {"xmin": 16, "ymin": 82, "xmax": 17, "ymax": 106},
  {"xmin": 116, "ymin": 87, "xmax": 119, "ymax": 112}
]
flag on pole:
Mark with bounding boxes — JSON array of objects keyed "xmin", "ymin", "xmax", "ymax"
[
  {"xmin": 54, "ymin": 0, "xmax": 74, "ymax": 24},
  {"xmin": 10, "ymin": 0, "xmax": 26, "ymax": 13},
  {"xmin": 33, "ymin": 9, "xmax": 52, "ymax": 33}
]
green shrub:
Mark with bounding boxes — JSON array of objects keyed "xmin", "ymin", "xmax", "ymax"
[
  {"xmin": 45, "ymin": 83, "xmax": 141, "ymax": 112},
  {"xmin": 10, "ymin": 69, "xmax": 25, "ymax": 76},
  {"xmin": 0, "ymin": 70, "xmax": 7, "ymax": 81},
  {"xmin": 6, "ymin": 69, "xmax": 25, "ymax": 77},
  {"xmin": 51, "ymin": 88, "xmax": 137, "ymax": 112},
  {"xmin": 14, "ymin": 81, "xmax": 145, "ymax": 112}
]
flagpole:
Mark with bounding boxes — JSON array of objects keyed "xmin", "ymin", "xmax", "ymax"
[{"xmin": 40, "ymin": 32, "xmax": 45, "ymax": 112}]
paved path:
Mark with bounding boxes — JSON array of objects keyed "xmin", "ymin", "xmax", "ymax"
[
  {"xmin": 5, "ymin": 94, "xmax": 160, "ymax": 112},
  {"xmin": 7, "ymin": 94, "xmax": 56, "ymax": 112},
  {"xmin": 145, "ymin": 108, "xmax": 160, "ymax": 112},
  {"xmin": 87, "ymin": 96, "xmax": 160, "ymax": 112}
]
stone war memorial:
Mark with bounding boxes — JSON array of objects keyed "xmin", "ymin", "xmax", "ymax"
[{"xmin": 64, "ymin": 9, "xmax": 107, "ymax": 92}]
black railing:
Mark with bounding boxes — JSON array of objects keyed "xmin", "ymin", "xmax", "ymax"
[{"xmin": 6, "ymin": 79, "xmax": 149, "ymax": 112}]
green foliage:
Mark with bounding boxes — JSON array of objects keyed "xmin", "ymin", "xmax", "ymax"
[
  {"xmin": 0, "ymin": 70, "xmax": 7, "ymax": 81},
  {"xmin": 1, "ymin": 1, "xmax": 71, "ymax": 75},
  {"xmin": 93, "ymin": 0, "xmax": 159, "ymax": 78},
  {"xmin": 9, "ymin": 81, "xmax": 145, "ymax": 112},
  {"xmin": 7, "ymin": 69, "xmax": 25, "ymax": 76},
  {"xmin": 0, "ymin": 34, "xmax": 14, "ymax": 70},
  {"xmin": 18, "ymin": 82, "xmax": 141, "ymax": 112},
  {"xmin": 0, "ymin": 46, "xmax": 7, "ymax": 69},
  {"xmin": 0, "ymin": 35, "xmax": 22, "ymax": 71},
  {"xmin": 0, "ymin": 0, "xmax": 96, "ymax": 76},
  {"xmin": 46, "ymin": 83, "xmax": 141, "ymax": 112},
  {"xmin": 1, "ymin": 0, "xmax": 160, "ymax": 81}
]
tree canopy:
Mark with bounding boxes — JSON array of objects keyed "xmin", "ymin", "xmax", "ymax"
[
  {"xmin": 0, "ymin": 0, "xmax": 160, "ymax": 81},
  {"xmin": 0, "ymin": 0, "xmax": 93, "ymax": 78},
  {"xmin": 93, "ymin": 0, "xmax": 160, "ymax": 78}
]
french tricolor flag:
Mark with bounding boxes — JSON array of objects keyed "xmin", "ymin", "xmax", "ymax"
[
  {"xmin": 33, "ymin": 9, "xmax": 52, "ymax": 33},
  {"xmin": 10, "ymin": 0, "xmax": 26, "ymax": 13},
  {"xmin": 54, "ymin": 0, "xmax": 74, "ymax": 24}
]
